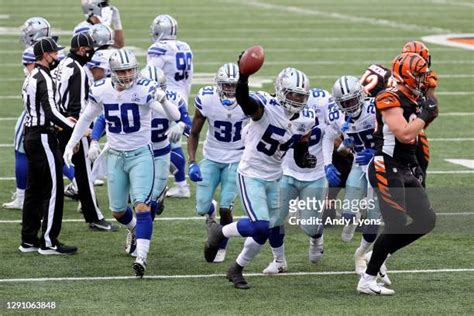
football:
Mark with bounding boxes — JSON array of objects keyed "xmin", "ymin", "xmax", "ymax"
[{"xmin": 239, "ymin": 45, "xmax": 265, "ymax": 75}]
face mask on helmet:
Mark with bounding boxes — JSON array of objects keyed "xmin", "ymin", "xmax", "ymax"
[
  {"xmin": 111, "ymin": 68, "xmax": 137, "ymax": 89},
  {"xmin": 215, "ymin": 63, "xmax": 239, "ymax": 108},
  {"xmin": 332, "ymin": 75, "xmax": 365, "ymax": 116},
  {"xmin": 275, "ymin": 68, "xmax": 310, "ymax": 116},
  {"xmin": 110, "ymin": 49, "xmax": 139, "ymax": 90}
]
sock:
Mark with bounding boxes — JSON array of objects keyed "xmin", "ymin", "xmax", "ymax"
[
  {"xmin": 176, "ymin": 181, "xmax": 187, "ymax": 187},
  {"xmin": 218, "ymin": 208, "xmax": 231, "ymax": 250},
  {"xmin": 136, "ymin": 239, "xmax": 151, "ymax": 260},
  {"xmin": 271, "ymin": 245, "xmax": 285, "ymax": 261},
  {"xmin": 207, "ymin": 202, "xmax": 215, "ymax": 216},
  {"xmin": 171, "ymin": 147, "xmax": 186, "ymax": 183},
  {"xmin": 359, "ymin": 237, "xmax": 373, "ymax": 252},
  {"xmin": 16, "ymin": 188, "xmax": 25, "ymax": 200},
  {"xmin": 362, "ymin": 224, "xmax": 379, "ymax": 243},
  {"xmin": 312, "ymin": 233, "xmax": 323, "ymax": 239},
  {"xmin": 363, "ymin": 272, "xmax": 377, "ymax": 280},
  {"xmin": 63, "ymin": 163, "xmax": 75, "ymax": 181},
  {"xmin": 116, "ymin": 207, "xmax": 136, "ymax": 231},
  {"xmin": 268, "ymin": 226, "xmax": 285, "ymax": 248},
  {"xmin": 222, "ymin": 222, "xmax": 242, "ymax": 238},
  {"xmin": 150, "ymin": 201, "xmax": 157, "ymax": 221},
  {"xmin": 236, "ymin": 237, "xmax": 264, "ymax": 267},
  {"xmin": 15, "ymin": 151, "xmax": 28, "ymax": 190},
  {"xmin": 136, "ymin": 212, "xmax": 153, "ymax": 259}
]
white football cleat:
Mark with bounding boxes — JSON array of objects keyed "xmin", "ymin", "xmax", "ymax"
[
  {"xmin": 341, "ymin": 212, "xmax": 360, "ymax": 242},
  {"xmin": 2, "ymin": 192, "xmax": 24, "ymax": 210},
  {"xmin": 263, "ymin": 258, "xmax": 288, "ymax": 275},
  {"xmin": 213, "ymin": 248, "xmax": 226, "ymax": 263},
  {"xmin": 357, "ymin": 273, "xmax": 394, "ymax": 295},
  {"xmin": 308, "ymin": 236, "xmax": 324, "ymax": 263},
  {"xmin": 354, "ymin": 246, "xmax": 368, "ymax": 275},
  {"xmin": 363, "ymin": 251, "xmax": 391, "ymax": 286},
  {"xmin": 166, "ymin": 184, "xmax": 191, "ymax": 198}
]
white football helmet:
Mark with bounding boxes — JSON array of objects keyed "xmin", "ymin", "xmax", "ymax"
[
  {"xmin": 332, "ymin": 75, "xmax": 365, "ymax": 116},
  {"xmin": 109, "ymin": 49, "xmax": 139, "ymax": 89},
  {"xmin": 215, "ymin": 63, "xmax": 239, "ymax": 108},
  {"xmin": 275, "ymin": 68, "xmax": 310, "ymax": 116},
  {"xmin": 140, "ymin": 65, "xmax": 166, "ymax": 90},
  {"xmin": 88, "ymin": 24, "xmax": 114, "ymax": 47},
  {"xmin": 150, "ymin": 15, "xmax": 178, "ymax": 42},
  {"xmin": 21, "ymin": 17, "xmax": 51, "ymax": 47},
  {"xmin": 81, "ymin": 0, "xmax": 102, "ymax": 18}
]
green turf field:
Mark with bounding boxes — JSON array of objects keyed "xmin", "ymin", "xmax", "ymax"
[{"xmin": 0, "ymin": 0, "xmax": 473, "ymax": 314}]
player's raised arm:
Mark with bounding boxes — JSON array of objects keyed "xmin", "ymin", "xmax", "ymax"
[{"xmin": 235, "ymin": 47, "xmax": 265, "ymax": 120}]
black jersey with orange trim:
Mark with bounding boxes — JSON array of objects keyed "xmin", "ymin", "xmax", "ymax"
[
  {"xmin": 360, "ymin": 64, "xmax": 392, "ymax": 98},
  {"xmin": 374, "ymin": 87, "xmax": 419, "ymax": 165}
]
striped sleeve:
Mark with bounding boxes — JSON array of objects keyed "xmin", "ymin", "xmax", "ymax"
[{"xmin": 38, "ymin": 71, "xmax": 74, "ymax": 130}]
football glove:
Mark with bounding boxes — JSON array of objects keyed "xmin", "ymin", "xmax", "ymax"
[
  {"xmin": 63, "ymin": 145, "xmax": 75, "ymax": 168},
  {"xmin": 154, "ymin": 88, "xmax": 167, "ymax": 103},
  {"xmin": 325, "ymin": 164, "xmax": 342, "ymax": 187},
  {"xmin": 88, "ymin": 141, "xmax": 101, "ymax": 163},
  {"xmin": 355, "ymin": 148, "xmax": 376, "ymax": 166},
  {"xmin": 418, "ymin": 96, "xmax": 439, "ymax": 126},
  {"xmin": 166, "ymin": 122, "xmax": 186, "ymax": 143},
  {"xmin": 188, "ymin": 162, "xmax": 202, "ymax": 182}
]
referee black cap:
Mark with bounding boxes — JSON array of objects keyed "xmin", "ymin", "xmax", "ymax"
[
  {"xmin": 70, "ymin": 33, "xmax": 94, "ymax": 49},
  {"xmin": 33, "ymin": 37, "xmax": 64, "ymax": 58}
]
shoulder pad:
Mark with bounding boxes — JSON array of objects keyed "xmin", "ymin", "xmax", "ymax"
[
  {"xmin": 375, "ymin": 89, "xmax": 401, "ymax": 110},
  {"xmin": 147, "ymin": 43, "xmax": 167, "ymax": 57}
]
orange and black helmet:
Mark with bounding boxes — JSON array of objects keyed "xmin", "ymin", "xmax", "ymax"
[
  {"xmin": 391, "ymin": 52, "xmax": 429, "ymax": 96},
  {"xmin": 402, "ymin": 41, "xmax": 431, "ymax": 67}
]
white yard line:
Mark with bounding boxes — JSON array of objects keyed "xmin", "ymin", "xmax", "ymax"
[
  {"xmin": 0, "ymin": 170, "xmax": 472, "ymax": 181},
  {"xmin": 0, "ymin": 138, "xmax": 472, "ymax": 148},
  {"xmin": 226, "ymin": 0, "xmax": 451, "ymax": 33},
  {"xmin": 0, "ymin": 268, "xmax": 473, "ymax": 283},
  {"xmin": 0, "ymin": 212, "xmax": 473, "ymax": 224}
]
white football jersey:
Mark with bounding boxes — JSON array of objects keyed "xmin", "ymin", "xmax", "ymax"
[
  {"xmin": 238, "ymin": 92, "xmax": 305, "ymax": 181},
  {"xmin": 86, "ymin": 48, "xmax": 115, "ymax": 79},
  {"xmin": 151, "ymin": 89, "xmax": 187, "ymax": 154},
  {"xmin": 195, "ymin": 86, "xmax": 247, "ymax": 164},
  {"xmin": 73, "ymin": 21, "xmax": 93, "ymax": 35},
  {"xmin": 283, "ymin": 89, "xmax": 333, "ymax": 181},
  {"xmin": 146, "ymin": 39, "xmax": 193, "ymax": 106},
  {"xmin": 89, "ymin": 78, "xmax": 157, "ymax": 151}
]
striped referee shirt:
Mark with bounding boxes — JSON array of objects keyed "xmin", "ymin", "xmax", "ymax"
[
  {"xmin": 21, "ymin": 64, "xmax": 74, "ymax": 131},
  {"xmin": 55, "ymin": 54, "xmax": 89, "ymax": 118}
]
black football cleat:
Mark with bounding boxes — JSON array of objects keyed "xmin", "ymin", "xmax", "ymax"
[
  {"xmin": 204, "ymin": 219, "xmax": 225, "ymax": 262},
  {"xmin": 227, "ymin": 262, "xmax": 250, "ymax": 289},
  {"xmin": 133, "ymin": 256, "xmax": 147, "ymax": 278}
]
